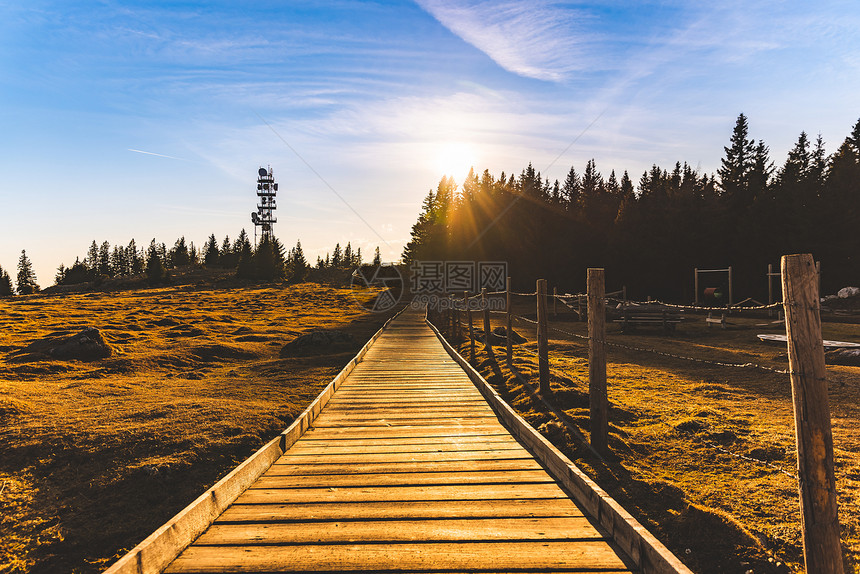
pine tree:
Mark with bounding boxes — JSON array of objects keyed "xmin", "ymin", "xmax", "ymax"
[
  {"xmin": 562, "ymin": 166, "xmax": 581, "ymax": 209},
  {"xmin": 749, "ymin": 140, "xmax": 774, "ymax": 202},
  {"xmin": 98, "ymin": 241, "xmax": 112, "ymax": 276},
  {"xmin": 128, "ymin": 239, "xmax": 144, "ymax": 274},
  {"xmin": 0, "ymin": 265, "xmax": 13, "ymax": 297},
  {"xmin": 372, "ymin": 246, "xmax": 382, "ymax": 266},
  {"xmin": 86, "ymin": 240, "xmax": 99, "ymax": 272},
  {"xmin": 189, "ymin": 242, "xmax": 200, "ymax": 266},
  {"xmin": 810, "ymin": 133, "xmax": 828, "ymax": 194},
  {"xmin": 171, "ymin": 236, "xmax": 190, "ymax": 267},
  {"xmin": 718, "ymin": 113, "xmax": 756, "ymax": 208},
  {"xmin": 331, "ymin": 243, "xmax": 342, "ymax": 267},
  {"xmin": 220, "ymin": 235, "xmax": 234, "ymax": 268},
  {"xmin": 16, "ymin": 250, "xmax": 39, "ymax": 294},
  {"xmin": 344, "ymin": 242, "xmax": 353, "ymax": 268},
  {"xmin": 252, "ymin": 236, "xmax": 285, "ymax": 281},
  {"xmin": 203, "ymin": 234, "xmax": 220, "ymax": 267},
  {"xmin": 289, "ymin": 240, "xmax": 309, "ymax": 282},
  {"xmin": 110, "ymin": 245, "xmax": 127, "ymax": 276},
  {"xmin": 146, "ymin": 239, "xmax": 168, "ymax": 284}
]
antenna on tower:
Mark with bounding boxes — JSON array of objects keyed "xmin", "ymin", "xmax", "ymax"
[{"xmin": 251, "ymin": 166, "xmax": 278, "ymax": 246}]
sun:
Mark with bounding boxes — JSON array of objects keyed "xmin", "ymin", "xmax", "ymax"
[{"xmin": 434, "ymin": 141, "xmax": 478, "ymax": 181}]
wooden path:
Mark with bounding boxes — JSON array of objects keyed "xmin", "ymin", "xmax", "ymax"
[{"xmin": 163, "ymin": 307, "xmax": 637, "ymax": 573}]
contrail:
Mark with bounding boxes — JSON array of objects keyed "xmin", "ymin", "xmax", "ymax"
[
  {"xmin": 128, "ymin": 148, "xmax": 192, "ymax": 162},
  {"xmin": 255, "ymin": 112, "xmax": 392, "ymax": 249}
]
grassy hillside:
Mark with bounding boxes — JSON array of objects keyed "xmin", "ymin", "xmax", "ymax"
[{"xmin": 0, "ymin": 282, "xmax": 398, "ymax": 573}]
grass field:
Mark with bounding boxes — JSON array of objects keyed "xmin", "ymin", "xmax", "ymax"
[
  {"xmin": 441, "ymin": 302, "xmax": 859, "ymax": 574},
  {"xmin": 0, "ymin": 282, "xmax": 398, "ymax": 573}
]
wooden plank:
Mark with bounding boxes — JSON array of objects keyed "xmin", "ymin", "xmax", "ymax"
[
  {"xmin": 311, "ymin": 416, "xmax": 501, "ymax": 428},
  {"xmin": 164, "ymin": 541, "xmax": 633, "ymax": 573},
  {"xmin": 284, "ymin": 435, "xmax": 522, "ymax": 452},
  {"xmin": 195, "ymin": 516, "xmax": 605, "ymax": 545},
  {"xmin": 234, "ymin": 483, "xmax": 566, "ymax": 504},
  {"xmin": 314, "ymin": 409, "xmax": 496, "ymax": 427},
  {"xmin": 276, "ymin": 449, "xmax": 531, "ymax": 463},
  {"xmin": 262, "ymin": 458, "xmax": 543, "ymax": 476},
  {"xmin": 217, "ymin": 498, "xmax": 587, "ymax": 522},
  {"xmin": 302, "ymin": 426, "xmax": 507, "ymax": 439},
  {"xmin": 255, "ymin": 470, "xmax": 553, "ymax": 488}
]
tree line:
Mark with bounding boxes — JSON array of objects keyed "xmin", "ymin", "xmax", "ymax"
[
  {"xmin": 0, "ymin": 230, "xmax": 384, "ymax": 296},
  {"xmin": 402, "ymin": 113, "xmax": 860, "ymax": 302}
]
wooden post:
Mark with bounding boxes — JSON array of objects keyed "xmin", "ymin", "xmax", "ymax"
[
  {"xmin": 454, "ymin": 295, "xmax": 461, "ymax": 341},
  {"xmin": 466, "ymin": 292, "xmax": 475, "ymax": 363},
  {"xmin": 506, "ymin": 276, "xmax": 513, "ymax": 368},
  {"xmin": 482, "ymin": 287, "xmax": 492, "ymax": 356},
  {"xmin": 553, "ymin": 286, "xmax": 558, "ymax": 318},
  {"xmin": 694, "ymin": 267, "xmax": 699, "ymax": 306},
  {"xmin": 768, "ymin": 263, "xmax": 774, "ymax": 306},
  {"xmin": 588, "ymin": 268, "xmax": 609, "ymax": 455},
  {"xmin": 728, "ymin": 265, "xmax": 733, "ymax": 308},
  {"xmin": 782, "ymin": 254, "xmax": 844, "ymax": 574},
  {"xmin": 448, "ymin": 295, "xmax": 454, "ymax": 338},
  {"xmin": 816, "ymin": 260, "xmax": 822, "ymax": 298},
  {"xmin": 536, "ymin": 279, "xmax": 550, "ymax": 394}
]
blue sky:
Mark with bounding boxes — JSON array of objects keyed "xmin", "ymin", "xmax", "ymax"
[{"xmin": 2, "ymin": 0, "xmax": 859, "ymax": 284}]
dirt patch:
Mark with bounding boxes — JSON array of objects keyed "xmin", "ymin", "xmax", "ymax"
[{"xmin": 279, "ymin": 329, "xmax": 355, "ymax": 357}]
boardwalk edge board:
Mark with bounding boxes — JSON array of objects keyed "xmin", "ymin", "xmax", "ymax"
[
  {"xmin": 102, "ymin": 305, "xmax": 407, "ymax": 574},
  {"xmin": 424, "ymin": 312, "xmax": 693, "ymax": 574}
]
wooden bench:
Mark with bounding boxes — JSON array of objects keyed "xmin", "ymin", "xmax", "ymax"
[{"xmin": 613, "ymin": 305, "xmax": 683, "ymax": 333}]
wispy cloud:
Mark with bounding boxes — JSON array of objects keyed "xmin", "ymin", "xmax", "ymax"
[{"xmin": 415, "ymin": 0, "xmax": 588, "ymax": 81}]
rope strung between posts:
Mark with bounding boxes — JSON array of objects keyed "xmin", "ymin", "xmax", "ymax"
[
  {"xmin": 506, "ymin": 313, "xmax": 789, "ymax": 374},
  {"xmin": 474, "ymin": 322, "xmax": 797, "ymax": 480},
  {"xmin": 607, "ymin": 297, "xmax": 784, "ymax": 312},
  {"xmin": 466, "ymin": 322, "xmax": 800, "ymax": 480}
]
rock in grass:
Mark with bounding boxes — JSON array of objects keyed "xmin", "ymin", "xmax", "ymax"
[
  {"xmin": 826, "ymin": 348, "xmax": 860, "ymax": 366},
  {"xmin": 492, "ymin": 326, "xmax": 527, "ymax": 344},
  {"xmin": 49, "ymin": 327, "xmax": 112, "ymax": 360},
  {"xmin": 280, "ymin": 329, "xmax": 355, "ymax": 357}
]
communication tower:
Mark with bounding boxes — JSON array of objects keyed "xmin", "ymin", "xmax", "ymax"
[{"xmin": 251, "ymin": 166, "xmax": 278, "ymax": 245}]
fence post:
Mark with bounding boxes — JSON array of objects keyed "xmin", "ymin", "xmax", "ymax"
[
  {"xmin": 465, "ymin": 291, "xmax": 475, "ymax": 363},
  {"xmin": 506, "ymin": 277, "xmax": 513, "ymax": 368},
  {"xmin": 454, "ymin": 294, "xmax": 461, "ymax": 341},
  {"xmin": 449, "ymin": 295, "xmax": 455, "ymax": 338},
  {"xmin": 482, "ymin": 287, "xmax": 492, "ymax": 356},
  {"xmin": 587, "ymin": 268, "xmax": 609, "ymax": 455},
  {"xmin": 694, "ymin": 267, "xmax": 699, "ymax": 306},
  {"xmin": 782, "ymin": 253, "xmax": 844, "ymax": 574},
  {"xmin": 728, "ymin": 265, "xmax": 734, "ymax": 308},
  {"xmin": 553, "ymin": 286, "xmax": 558, "ymax": 318},
  {"xmin": 536, "ymin": 279, "xmax": 550, "ymax": 394}
]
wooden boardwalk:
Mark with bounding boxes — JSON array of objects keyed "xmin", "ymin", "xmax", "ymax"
[{"xmin": 163, "ymin": 307, "xmax": 637, "ymax": 573}]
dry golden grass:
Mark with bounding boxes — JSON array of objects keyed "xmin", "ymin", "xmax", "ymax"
[
  {"xmin": 444, "ymin": 303, "xmax": 859, "ymax": 574},
  {"xmin": 0, "ymin": 282, "xmax": 397, "ymax": 574}
]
